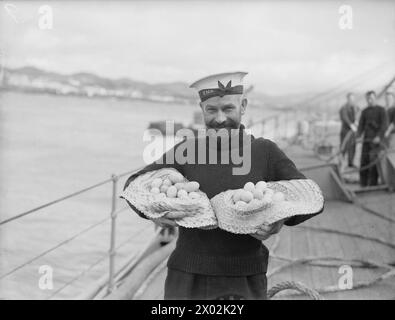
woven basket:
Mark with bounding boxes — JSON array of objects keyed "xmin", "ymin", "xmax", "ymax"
[
  {"xmin": 210, "ymin": 179, "xmax": 324, "ymax": 234},
  {"xmin": 121, "ymin": 168, "xmax": 218, "ymax": 229}
]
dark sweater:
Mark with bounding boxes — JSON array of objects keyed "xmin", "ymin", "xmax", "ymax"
[
  {"xmin": 123, "ymin": 128, "xmax": 323, "ymax": 276},
  {"xmin": 357, "ymin": 105, "xmax": 388, "ymax": 140}
]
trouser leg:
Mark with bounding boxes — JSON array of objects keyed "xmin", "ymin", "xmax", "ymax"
[
  {"xmin": 348, "ymin": 134, "xmax": 356, "ymax": 166},
  {"xmin": 368, "ymin": 146, "xmax": 380, "ymax": 186},
  {"xmin": 164, "ymin": 268, "xmax": 268, "ymax": 300},
  {"xmin": 360, "ymin": 143, "xmax": 370, "ymax": 187},
  {"xmin": 340, "ymin": 130, "xmax": 347, "ymax": 157}
]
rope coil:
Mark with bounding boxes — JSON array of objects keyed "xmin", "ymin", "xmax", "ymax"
[{"xmin": 268, "ymin": 281, "xmax": 324, "ymax": 300}]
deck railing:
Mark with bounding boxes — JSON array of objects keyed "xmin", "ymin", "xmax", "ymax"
[{"xmin": 0, "ymin": 167, "xmax": 144, "ymax": 299}]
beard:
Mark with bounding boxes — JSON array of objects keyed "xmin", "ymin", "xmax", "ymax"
[{"xmin": 206, "ymin": 118, "xmax": 240, "ymax": 130}]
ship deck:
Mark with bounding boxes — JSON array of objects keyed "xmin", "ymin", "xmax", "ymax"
[{"xmin": 128, "ymin": 145, "xmax": 395, "ymax": 300}]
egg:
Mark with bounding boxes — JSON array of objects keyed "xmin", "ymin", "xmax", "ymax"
[
  {"xmin": 235, "ymin": 201, "xmax": 247, "ymax": 208},
  {"xmin": 262, "ymin": 193, "xmax": 273, "ymax": 204},
  {"xmin": 266, "ymin": 188, "xmax": 274, "ymax": 196},
  {"xmin": 166, "ymin": 186, "xmax": 177, "ymax": 198},
  {"xmin": 162, "ymin": 178, "xmax": 172, "ymax": 186},
  {"xmin": 243, "ymin": 182, "xmax": 255, "ymax": 193},
  {"xmin": 160, "ymin": 184, "xmax": 169, "ymax": 193},
  {"xmin": 151, "ymin": 187, "xmax": 160, "ymax": 194},
  {"xmin": 241, "ymin": 190, "xmax": 254, "ymax": 203},
  {"xmin": 252, "ymin": 189, "xmax": 264, "ymax": 200},
  {"xmin": 189, "ymin": 192, "xmax": 200, "ymax": 199},
  {"xmin": 184, "ymin": 181, "xmax": 200, "ymax": 192},
  {"xmin": 151, "ymin": 178, "xmax": 163, "ymax": 188},
  {"xmin": 273, "ymin": 192, "xmax": 285, "ymax": 202},
  {"xmin": 232, "ymin": 189, "xmax": 243, "ymax": 202},
  {"xmin": 174, "ymin": 182, "xmax": 185, "ymax": 190},
  {"xmin": 157, "ymin": 193, "xmax": 167, "ymax": 200},
  {"xmin": 177, "ymin": 189, "xmax": 188, "ymax": 198},
  {"xmin": 256, "ymin": 181, "xmax": 267, "ymax": 192},
  {"xmin": 169, "ymin": 172, "xmax": 184, "ymax": 184}
]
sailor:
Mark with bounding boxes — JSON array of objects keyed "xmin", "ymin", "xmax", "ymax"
[
  {"xmin": 123, "ymin": 72, "xmax": 323, "ymax": 300},
  {"xmin": 357, "ymin": 91, "xmax": 389, "ymax": 187},
  {"xmin": 339, "ymin": 93, "xmax": 359, "ymax": 167}
]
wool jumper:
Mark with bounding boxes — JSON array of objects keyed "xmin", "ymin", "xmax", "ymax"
[{"xmin": 123, "ymin": 126, "xmax": 322, "ymax": 277}]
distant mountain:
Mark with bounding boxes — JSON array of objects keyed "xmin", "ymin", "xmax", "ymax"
[
  {"xmin": 1, "ymin": 66, "xmax": 196, "ymax": 104},
  {"xmin": 1, "ymin": 65, "xmax": 365, "ymax": 115}
]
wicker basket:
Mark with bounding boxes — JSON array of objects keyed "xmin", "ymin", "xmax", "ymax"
[
  {"xmin": 210, "ymin": 179, "xmax": 324, "ymax": 234},
  {"xmin": 121, "ymin": 168, "xmax": 218, "ymax": 229}
]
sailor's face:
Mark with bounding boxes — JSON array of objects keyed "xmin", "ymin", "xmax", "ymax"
[
  {"xmin": 200, "ymin": 94, "xmax": 247, "ymax": 132},
  {"xmin": 366, "ymin": 93, "xmax": 376, "ymax": 106}
]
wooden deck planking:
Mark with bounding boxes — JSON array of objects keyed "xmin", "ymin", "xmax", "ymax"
[
  {"xmin": 314, "ymin": 200, "xmax": 392, "ymax": 262},
  {"xmin": 330, "ymin": 202, "xmax": 388, "ymax": 299},
  {"xmin": 355, "ymin": 192, "xmax": 394, "ymax": 245},
  {"xmin": 347, "ymin": 201, "xmax": 393, "ymax": 264},
  {"xmin": 267, "ymin": 228, "xmax": 294, "ymax": 289},
  {"xmin": 289, "ymin": 227, "xmax": 317, "ymax": 290},
  {"xmin": 304, "ymin": 223, "xmax": 340, "ymax": 298},
  {"xmin": 311, "ymin": 204, "xmax": 355, "ymax": 300},
  {"xmin": 275, "ymin": 198, "xmax": 395, "ymax": 299}
]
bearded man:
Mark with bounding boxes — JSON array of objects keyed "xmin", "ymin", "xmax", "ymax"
[{"xmin": 124, "ymin": 72, "xmax": 323, "ymax": 300}]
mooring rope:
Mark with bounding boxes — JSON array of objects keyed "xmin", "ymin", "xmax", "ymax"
[{"xmin": 268, "ymin": 281, "xmax": 324, "ymax": 300}]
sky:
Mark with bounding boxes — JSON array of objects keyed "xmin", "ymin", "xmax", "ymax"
[{"xmin": 1, "ymin": 0, "xmax": 395, "ymax": 94}]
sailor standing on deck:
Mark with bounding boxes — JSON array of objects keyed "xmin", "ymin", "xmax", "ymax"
[
  {"xmin": 124, "ymin": 72, "xmax": 323, "ymax": 300},
  {"xmin": 357, "ymin": 91, "xmax": 388, "ymax": 187},
  {"xmin": 339, "ymin": 93, "xmax": 359, "ymax": 168}
]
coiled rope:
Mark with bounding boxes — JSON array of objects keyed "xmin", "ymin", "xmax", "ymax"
[{"xmin": 268, "ymin": 281, "xmax": 323, "ymax": 300}]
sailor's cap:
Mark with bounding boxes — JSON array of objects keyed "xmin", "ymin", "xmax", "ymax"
[{"xmin": 190, "ymin": 71, "xmax": 248, "ymax": 102}]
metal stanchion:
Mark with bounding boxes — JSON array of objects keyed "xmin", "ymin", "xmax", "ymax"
[{"xmin": 107, "ymin": 174, "xmax": 118, "ymax": 293}]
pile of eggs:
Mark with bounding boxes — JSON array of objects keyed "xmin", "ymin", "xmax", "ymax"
[
  {"xmin": 149, "ymin": 172, "xmax": 201, "ymax": 200},
  {"xmin": 232, "ymin": 181, "xmax": 285, "ymax": 207}
]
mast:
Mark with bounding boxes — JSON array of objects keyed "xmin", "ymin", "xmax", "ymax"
[{"xmin": 377, "ymin": 75, "xmax": 395, "ymax": 98}]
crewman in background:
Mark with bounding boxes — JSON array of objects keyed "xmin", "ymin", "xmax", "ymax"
[{"xmin": 357, "ymin": 91, "xmax": 388, "ymax": 187}]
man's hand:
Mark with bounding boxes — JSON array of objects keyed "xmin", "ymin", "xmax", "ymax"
[
  {"xmin": 250, "ymin": 220, "xmax": 285, "ymax": 241},
  {"xmin": 152, "ymin": 210, "xmax": 194, "ymax": 228},
  {"xmin": 372, "ymin": 136, "xmax": 380, "ymax": 144},
  {"xmin": 350, "ymin": 123, "xmax": 358, "ymax": 133},
  {"xmin": 152, "ymin": 217, "xmax": 178, "ymax": 228}
]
